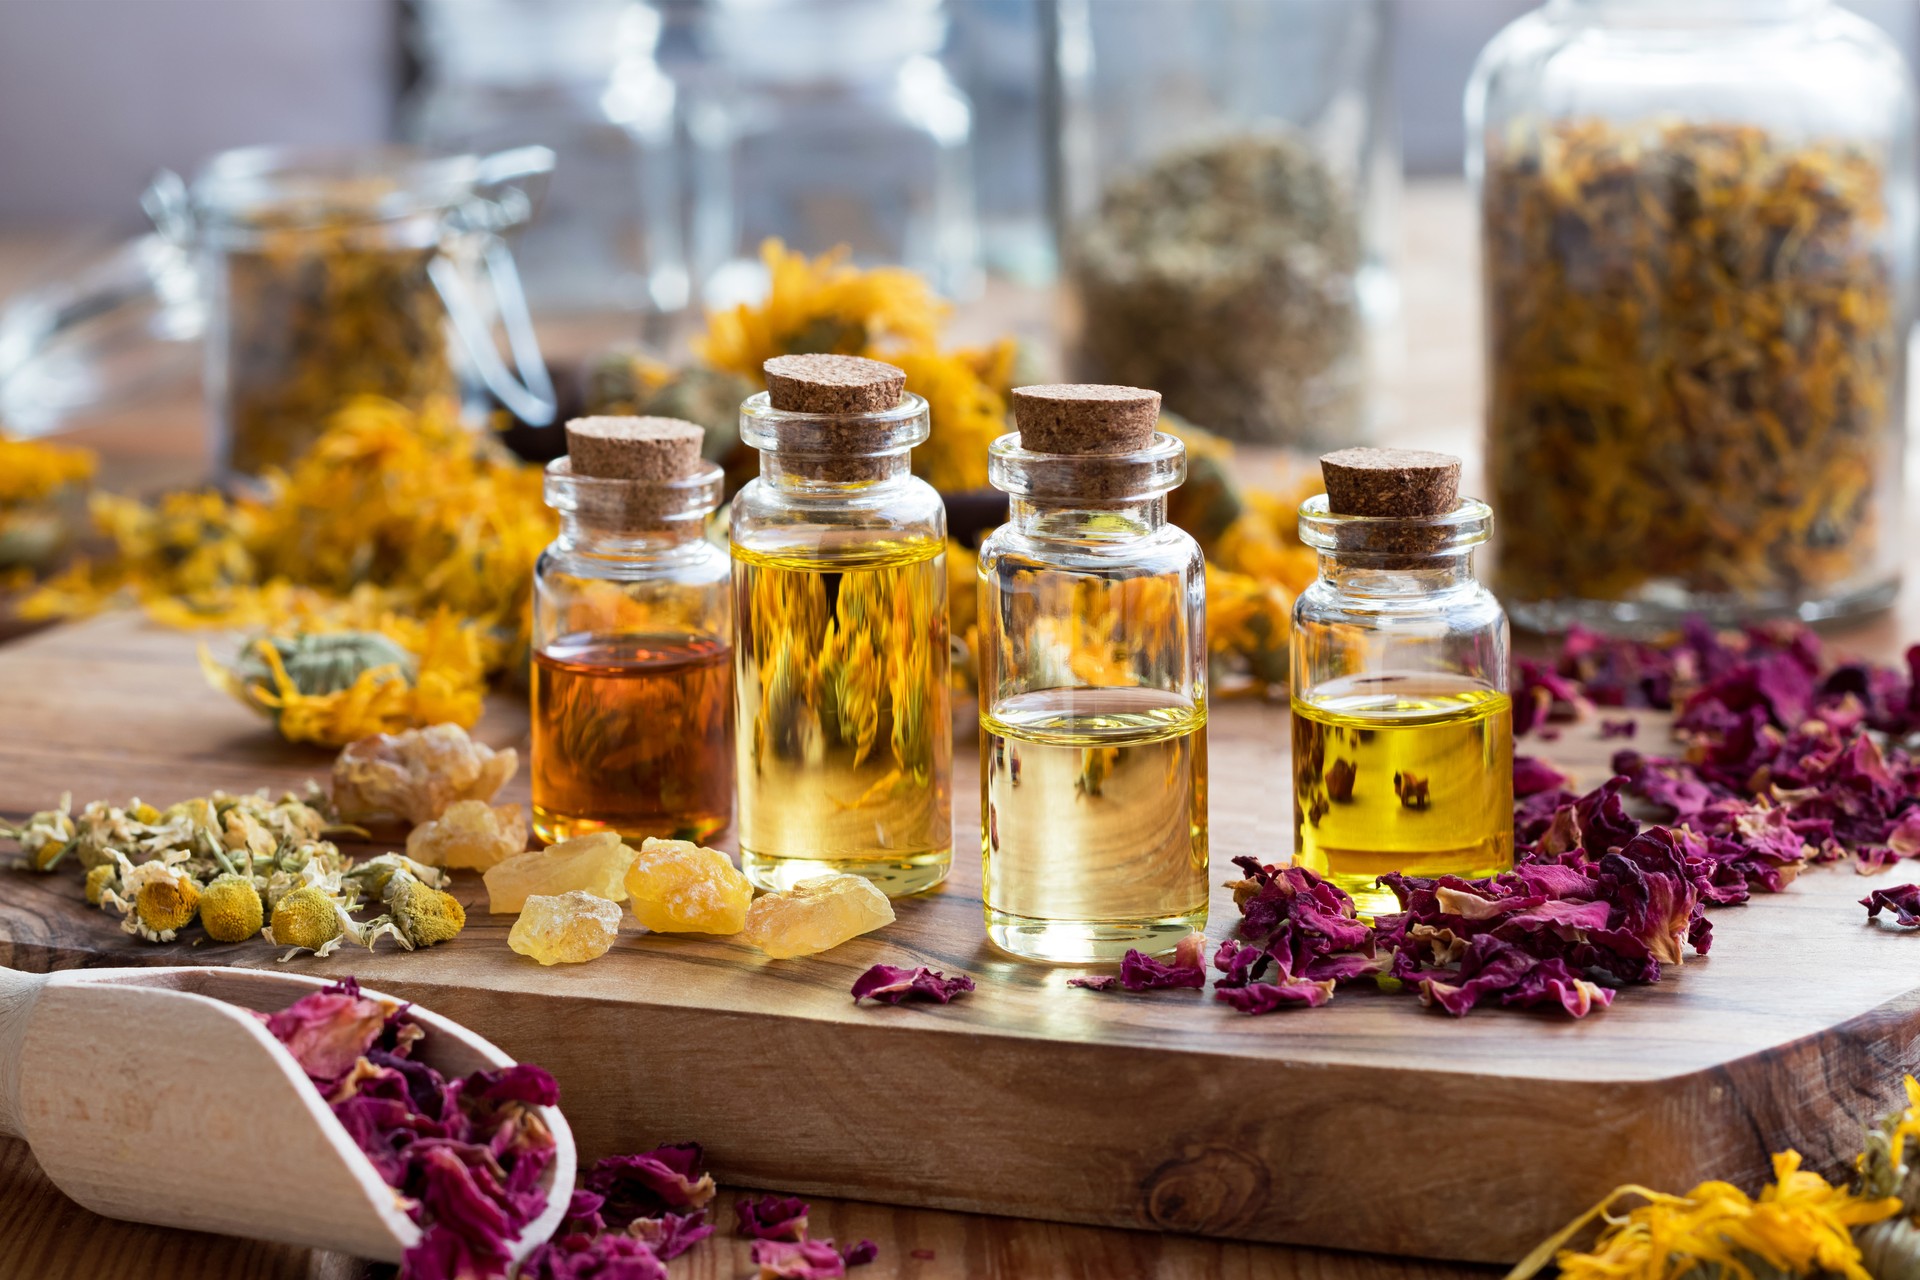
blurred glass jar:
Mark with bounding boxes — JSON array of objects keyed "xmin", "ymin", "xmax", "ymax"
[
  {"xmin": 406, "ymin": 0, "xmax": 688, "ymax": 318},
  {"xmin": 1049, "ymin": 0, "xmax": 1396, "ymax": 448},
  {"xmin": 144, "ymin": 144, "xmax": 558, "ymax": 475},
  {"xmin": 1468, "ymin": 0, "xmax": 1917, "ymax": 630},
  {"xmin": 685, "ymin": 0, "xmax": 981, "ymax": 306}
]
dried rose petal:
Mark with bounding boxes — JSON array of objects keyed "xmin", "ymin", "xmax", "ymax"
[
  {"xmin": 628, "ymin": 1210, "xmax": 714, "ymax": 1260},
  {"xmin": 264, "ymin": 978, "xmax": 391, "ymax": 1092},
  {"xmin": 736, "ymin": 1194, "xmax": 810, "ymax": 1241},
  {"xmin": 751, "ymin": 1238, "xmax": 848, "ymax": 1279},
  {"xmin": 1512, "ymin": 755, "xmax": 1571, "ymax": 798},
  {"xmin": 1214, "ymin": 979, "xmax": 1335, "ymax": 1013},
  {"xmin": 843, "ymin": 1239, "xmax": 878, "ymax": 1267},
  {"xmin": 1863, "ymin": 884, "xmax": 1920, "ymax": 927},
  {"xmin": 1065, "ymin": 975, "xmax": 1118, "ymax": 991},
  {"xmin": 586, "ymin": 1144, "xmax": 716, "ymax": 1226},
  {"xmin": 1599, "ymin": 718, "xmax": 1637, "ymax": 740},
  {"xmin": 1117, "ymin": 934, "xmax": 1207, "ymax": 991},
  {"xmin": 849, "ymin": 965, "xmax": 975, "ymax": 1006}
]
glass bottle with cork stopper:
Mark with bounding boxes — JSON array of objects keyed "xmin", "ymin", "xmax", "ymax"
[
  {"xmin": 1290, "ymin": 448, "xmax": 1512, "ymax": 918},
  {"xmin": 976, "ymin": 383, "xmax": 1208, "ymax": 962},
  {"xmin": 731, "ymin": 354, "xmax": 952, "ymax": 897},
  {"xmin": 532, "ymin": 415, "xmax": 733, "ymax": 845}
]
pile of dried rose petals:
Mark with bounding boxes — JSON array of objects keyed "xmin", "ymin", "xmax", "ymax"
[
  {"xmin": 265, "ymin": 979, "xmax": 875, "ymax": 1280},
  {"xmin": 1069, "ymin": 623, "xmax": 1920, "ymax": 1020},
  {"xmin": 735, "ymin": 1193, "xmax": 877, "ymax": 1278},
  {"xmin": 261, "ymin": 978, "xmax": 559, "ymax": 1280}
]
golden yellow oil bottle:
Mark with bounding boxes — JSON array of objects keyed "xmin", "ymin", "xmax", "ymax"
[
  {"xmin": 976, "ymin": 384, "xmax": 1209, "ymax": 961},
  {"xmin": 730, "ymin": 355, "xmax": 953, "ymax": 896},
  {"xmin": 1292, "ymin": 676, "xmax": 1512, "ymax": 914},
  {"xmin": 733, "ymin": 537, "xmax": 951, "ymax": 894},
  {"xmin": 1290, "ymin": 449, "xmax": 1513, "ymax": 917}
]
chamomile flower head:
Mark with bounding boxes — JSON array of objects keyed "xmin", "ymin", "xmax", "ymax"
[
  {"xmin": 266, "ymin": 885, "xmax": 350, "ymax": 956},
  {"xmin": 84, "ymin": 863, "xmax": 118, "ymax": 906},
  {"xmin": 1, "ymin": 793, "xmax": 76, "ymax": 872},
  {"xmin": 200, "ymin": 873, "xmax": 265, "ymax": 943},
  {"xmin": 112, "ymin": 860, "xmax": 202, "ymax": 942},
  {"xmin": 385, "ymin": 870, "xmax": 465, "ymax": 950}
]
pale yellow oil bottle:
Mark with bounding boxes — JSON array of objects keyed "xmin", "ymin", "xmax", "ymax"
[
  {"xmin": 981, "ymin": 687, "xmax": 1209, "ymax": 961},
  {"xmin": 1292, "ymin": 673, "xmax": 1513, "ymax": 917}
]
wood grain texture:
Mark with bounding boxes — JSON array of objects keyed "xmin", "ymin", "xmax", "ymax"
[
  {"xmin": 4, "ymin": 613, "xmax": 1920, "ymax": 1264},
  {"xmin": 0, "ymin": 1135, "xmax": 1493, "ymax": 1280}
]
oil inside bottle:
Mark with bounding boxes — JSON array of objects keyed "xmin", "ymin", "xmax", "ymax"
[
  {"xmin": 982, "ymin": 686, "xmax": 1208, "ymax": 961},
  {"xmin": 531, "ymin": 631, "xmax": 735, "ymax": 845},
  {"xmin": 733, "ymin": 536, "xmax": 952, "ymax": 895},
  {"xmin": 1292, "ymin": 673, "xmax": 1513, "ymax": 917}
]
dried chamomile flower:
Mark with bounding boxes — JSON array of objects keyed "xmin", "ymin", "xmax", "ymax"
[
  {"xmin": 200, "ymin": 872, "xmax": 266, "ymax": 943},
  {"xmin": 0, "ymin": 793, "xmax": 76, "ymax": 871},
  {"xmin": 84, "ymin": 863, "xmax": 118, "ymax": 905},
  {"xmin": 344, "ymin": 852, "xmax": 448, "ymax": 899},
  {"xmin": 103, "ymin": 859, "xmax": 202, "ymax": 943},
  {"xmin": 266, "ymin": 883, "xmax": 392, "ymax": 961},
  {"xmin": 405, "ymin": 799, "xmax": 528, "ymax": 871},
  {"xmin": 384, "ymin": 869, "xmax": 466, "ymax": 950},
  {"xmin": 331, "ymin": 723, "xmax": 518, "ymax": 826}
]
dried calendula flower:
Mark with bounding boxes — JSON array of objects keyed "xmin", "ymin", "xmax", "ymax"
[
  {"xmin": 200, "ymin": 872, "xmax": 266, "ymax": 943},
  {"xmin": 406, "ymin": 800, "xmax": 528, "ymax": 871},
  {"xmin": 384, "ymin": 869, "xmax": 466, "ymax": 949},
  {"xmin": 0, "ymin": 793, "xmax": 77, "ymax": 871},
  {"xmin": 331, "ymin": 723, "xmax": 518, "ymax": 826},
  {"xmin": 1484, "ymin": 120, "xmax": 1899, "ymax": 614}
]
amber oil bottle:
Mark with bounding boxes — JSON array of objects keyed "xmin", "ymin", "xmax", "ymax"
[
  {"xmin": 1291, "ymin": 448, "xmax": 1513, "ymax": 918},
  {"xmin": 730, "ymin": 355, "xmax": 952, "ymax": 896},
  {"xmin": 976, "ymin": 384, "xmax": 1208, "ymax": 962},
  {"xmin": 532, "ymin": 416, "xmax": 733, "ymax": 844}
]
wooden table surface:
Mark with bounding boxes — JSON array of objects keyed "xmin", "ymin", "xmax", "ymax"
[{"xmin": 1, "ymin": 181, "xmax": 1915, "ymax": 1278}]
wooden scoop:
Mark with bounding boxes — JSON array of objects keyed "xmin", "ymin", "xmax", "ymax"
[{"xmin": 0, "ymin": 965, "xmax": 576, "ymax": 1264}]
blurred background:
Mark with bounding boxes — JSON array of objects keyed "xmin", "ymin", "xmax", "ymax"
[{"xmin": 0, "ymin": 0, "xmax": 1914, "ymax": 458}]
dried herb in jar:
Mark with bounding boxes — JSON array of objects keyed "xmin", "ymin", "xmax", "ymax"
[
  {"xmin": 1483, "ymin": 121, "xmax": 1898, "ymax": 613},
  {"xmin": 222, "ymin": 213, "xmax": 454, "ymax": 474},
  {"xmin": 1069, "ymin": 132, "xmax": 1363, "ymax": 446}
]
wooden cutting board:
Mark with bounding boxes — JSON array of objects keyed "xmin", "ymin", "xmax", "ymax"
[{"xmin": 2, "ymin": 612, "xmax": 1918, "ymax": 1265}]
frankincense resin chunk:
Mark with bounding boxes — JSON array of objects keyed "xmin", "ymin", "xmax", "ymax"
[
  {"xmin": 623, "ymin": 838, "xmax": 752, "ymax": 935},
  {"xmin": 509, "ymin": 890, "xmax": 623, "ymax": 965},
  {"xmin": 406, "ymin": 799, "xmax": 528, "ymax": 871},
  {"xmin": 484, "ymin": 831, "xmax": 636, "ymax": 914},
  {"xmin": 741, "ymin": 873, "xmax": 895, "ymax": 959}
]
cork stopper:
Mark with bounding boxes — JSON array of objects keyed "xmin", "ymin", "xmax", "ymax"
[
  {"xmin": 566, "ymin": 416, "xmax": 706, "ymax": 481},
  {"xmin": 558, "ymin": 415, "xmax": 711, "ymax": 529},
  {"xmin": 1320, "ymin": 448, "xmax": 1461, "ymax": 518},
  {"xmin": 765, "ymin": 354, "xmax": 905, "ymax": 415},
  {"xmin": 1012, "ymin": 384, "xmax": 1161, "ymax": 455}
]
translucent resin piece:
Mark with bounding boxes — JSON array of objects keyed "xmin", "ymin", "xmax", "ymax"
[
  {"xmin": 509, "ymin": 890, "xmax": 623, "ymax": 965},
  {"xmin": 623, "ymin": 838, "xmax": 752, "ymax": 935},
  {"xmin": 741, "ymin": 873, "xmax": 895, "ymax": 959}
]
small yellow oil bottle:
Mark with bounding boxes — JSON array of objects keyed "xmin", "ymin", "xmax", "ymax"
[
  {"xmin": 1290, "ymin": 448, "xmax": 1513, "ymax": 917},
  {"xmin": 976, "ymin": 384, "xmax": 1208, "ymax": 962},
  {"xmin": 730, "ymin": 355, "xmax": 952, "ymax": 897}
]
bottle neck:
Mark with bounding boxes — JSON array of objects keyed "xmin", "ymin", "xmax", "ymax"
[
  {"xmin": 758, "ymin": 449, "xmax": 914, "ymax": 489},
  {"xmin": 556, "ymin": 512, "xmax": 710, "ymax": 561},
  {"xmin": 1316, "ymin": 550, "xmax": 1478, "ymax": 598},
  {"xmin": 1009, "ymin": 494, "xmax": 1167, "ymax": 540}
]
